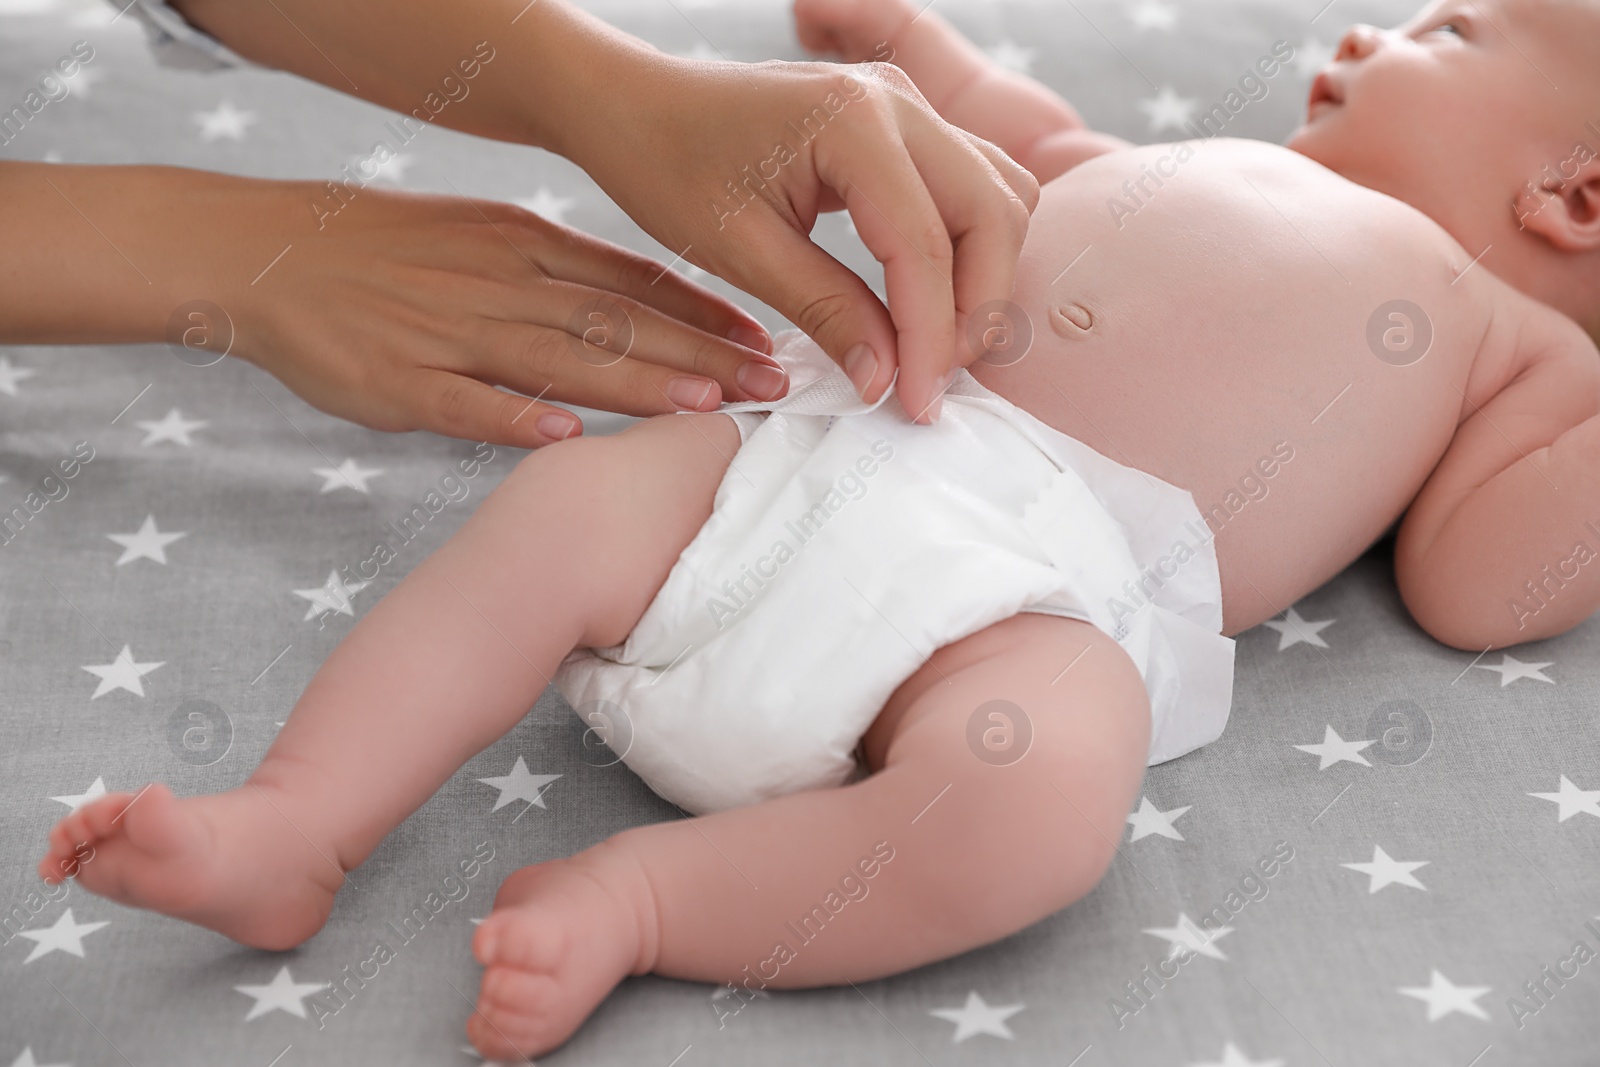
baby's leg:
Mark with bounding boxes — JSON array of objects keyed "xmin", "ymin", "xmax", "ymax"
[
  {"xmin": 469, "ymin": 611, "xmax": 1149, "ymax": 1058},
  {"xmin": 38, "ymin": 412, "xmax": 745, "ymax": 950}
]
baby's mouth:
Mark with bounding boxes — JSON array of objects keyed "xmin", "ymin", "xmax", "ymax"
[{"xmin": 1308, "ymin": 70, "xmax": 1345, "ymax": 112}]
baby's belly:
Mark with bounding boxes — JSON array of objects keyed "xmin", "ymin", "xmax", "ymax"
[{"xmin": 967, "ymin": 139, "xmax": 1496, "ymax": 633}]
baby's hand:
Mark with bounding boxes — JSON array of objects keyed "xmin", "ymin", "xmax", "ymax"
[{"xmin": 794, "ymin": 0, "xmax": 916, "ymax": 63}]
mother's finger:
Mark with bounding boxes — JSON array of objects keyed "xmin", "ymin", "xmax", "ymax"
[
  {"xmin": 404, "ymin": 368, "xmax": 585, "ymax": 449},
  {"xmin": 823, "ymin": 124, "xmax": 956, "ymax": 424},
  {"xmin": 477, "ymin": 278, "xmax": 789, "ymax": 406},
  {"xmin": 904, "ymin": 123, "xmax": 1034, "ymax": 371},
  {"xmin": 515, "ymin": 222, "xmax": 774, "ymax": 356}
]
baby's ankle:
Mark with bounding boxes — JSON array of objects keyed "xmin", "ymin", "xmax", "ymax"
[
  {"xmin": 237, "ymin": 762, "xmax": 362, "ymax": 876},
  {"xmin": 572, "ymin": 837, "xmax": 662, "ymax": 978}
]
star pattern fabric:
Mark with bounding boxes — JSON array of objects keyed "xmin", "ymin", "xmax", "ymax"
[
  {"xmin": 17, "ymin": 908, "xmax": 110, "ymax": 963},
  {"xmin": 6, "ymin": 5, "xmax": 1599, "ymax": 1063},
  {"xmin": 1527, "ymin": 775, "xmax": 1600, "ymax": 821},
  {"xmin": 81, "ymin": 645, "xmax": 164, "ymax": 699},
  {"xmin": 1137, "ymin": 86, "xmax": 1198, "ymax": 133},
  {"xmin": 1396, "ymin": 970, "xmax": 1491, "ymax": 1021},
  {"xmin": 107, "ymin": 515, "xmax": 187, "ymax": 565},
  {"xmin": 1126, "ymin": 795, "xmax": 1191, "ymax": 841},
  {"xmin": 48, "ymin": 776, "xmax": 107, "ymax": 812},
  {"xmin": 193, "ymin": 100, "xmax": 256, "ymax": 141},
  {"xmin": 1340, "ymin": 845, "xmax": 1428, "ymax": 893},
  {"xmin": 1260, "ymin": 606, "xmax": 1335, "ymax": 650},
  {"xmin": 1293, "ymin": 725, "xmax": 1374, "ymax": 770},
  {"xmin": 927, "ymin": 991, "xmax": 1024, "ymax": 1042},
  {"xmin": 310, "ymin": 458, "xmax": 384, "ymax": 494},
  {"xmin": 515, "ymin": 187, "xmax": 577, "ymax": 224},
  {"xmin": 293, "ymin": 569, "xmax": 370, "ymax": 622},
  {"xmin": 0, "ymin": 355, "xmax": 36, "ymax": 396},
  {"xmin": 1474, "ymin": 653, "xmax": 1555, "ymax": 686},
  {"xmin": 1191, "ymin": 1044, "xmax": 1284, "ymax": 1067},
  {"xmin": 476, "ymin": 756, "xmax": 561, "ymax": 812},
  {"xmin": 234, "ymin": 965, "xmax": 329, "ymax": 1021},
  {"xmin": 134, "ymin": 408, "xmax": 208, "ymax": 446},
  {"xmin": 1129, "ymin": 0, "xmax": 1178, "ymax": 31}
]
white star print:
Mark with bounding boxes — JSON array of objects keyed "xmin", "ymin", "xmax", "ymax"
[
  {"xmin": 927, "ymin": 991, "xmax": 1024, "ymax": 1042},
  {"xmin": 1126, "ymin": 796, "xmax": 1191, "ymax": 842},
  {"xmin": 1137, "ymin": 86, "xmax": 1198, "ymax": 134},
  {"xmin": 235, "ymin": 965, "xmax": 328, "ymax": 1021},
  {"xmin": 1294, "ymin": 37, "xmax": 1337, "ymax": 79},
  {"xmin": 1397, "ymin": 969, "xmax": 1491, "ymax": 1021},
  {"xmin": 193, "ymin": 101, "xmax": 257, "ymax": 142},
  {"xmin": 0, "ymin": 356, "xmax": 36, "ymax": 396},
  {"xmin": 17, "ymin": 908, "xmax": 109, "ymax": 963},
  {"xmin": 48, "ymin": 776, "xmax": 106, "ymax": 812},
  {"xmin": 360, "ymin": 152, "xmax": 414, "ymax": 185},
  {"xmin": 983, "ymin": 41, "xmax": 1035, "ymax": 74},
  {"xmin": 107, "ymin": 515, "xmax": 187, "ymax": 565},
  {"xmin": 1261, "ymin": 606, "xmax": 1335, "ymax": 649},
  {"xmin": 515, "ymin": 187, "xmax": 578, "ymax": 225},
  {"xmin": 477, "ymin": 756, "xmax": 562, "ymax": 812},
  {"xmin": 1528, "ymin": 775, "xmax": 1600, "ymax": 821},
  {"xmin": 1129, "ymin": 0, "xmax": 1178, "ymax": 31},
  {"xmin": 311, "ymin": 458, "xmax": 384, "ymax": 494},
  {"xmin": 61, "ymin": 66, "xmax": 103, "ymax": 100},
  {"xmin": 81, "ymin": 645, "xmax": 164, "ymax": 699},
  {"xmin": 293, "ymin": 569, "xmax": 370, "ymax": 622},
  {"xmin": 134, "ymin": 408, "xmax": 207, "ymax": 447},
  {"xmin": 1144, "ymin": 912, "xmax": 1232, "ymax": 961},
  {"xmin": 1191, "ymin": 1043, "xmax": 1284, "ymax": 1067},
  {"xmin": 1293, "ymin": 725, "xmax": 1373, "ymax": 770},
  {"xmin": 1340, "ymin": 844, "xmax": 1428, "ymax": 893},
  {"xmin": 1474, "ymin": 653, "xmax": 1554, "ymax": 686},
  {"xmin": 8, "ymin": 1049, "xmax": 71, "ymax": 1067}
]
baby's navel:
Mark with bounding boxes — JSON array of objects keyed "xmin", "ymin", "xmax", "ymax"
[{"xmin": 1050, "ymin": 302, "xmax": 1095, "ymax": 337}]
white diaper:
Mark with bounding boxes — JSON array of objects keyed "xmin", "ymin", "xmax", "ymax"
[{"xmin": 553, "ymin": 331, "xmax": 1235, "ymax": 815}]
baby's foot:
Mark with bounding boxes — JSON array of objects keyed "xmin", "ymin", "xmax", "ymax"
[
  {"xmin": 468, "ymin": 846, "xmax": 657, "ymax": 1059},
  {"xmin": 38, "ymin": 783, "xmax": 346, "ymax": 951},
  {"xmin": 794, "ymin": 0, "xmax": 917, "ymax": 63}
]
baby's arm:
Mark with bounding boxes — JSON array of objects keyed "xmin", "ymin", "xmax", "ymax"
[
  {"xmin": 795, "ymin": 0, "xmax": 1130, "ymax": 182},
  {"xmin": 1396, "ymin": 302, "xmax": 1600, "ymax": 649}
]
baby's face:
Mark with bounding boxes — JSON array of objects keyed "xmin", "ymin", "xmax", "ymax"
[{"xmin": 1287, "ymin": 0, "xmax": 1594, "ymax": 233}]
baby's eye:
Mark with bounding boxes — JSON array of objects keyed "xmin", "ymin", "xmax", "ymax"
[{"xmin": 1429, "ymin": 20, "xmax": 1465, "ymax": 36}]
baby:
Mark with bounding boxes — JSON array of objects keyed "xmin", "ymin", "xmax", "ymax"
[{"xmin": 39, "ymin": 0, "xmax": 1600, "ymax": 1058}]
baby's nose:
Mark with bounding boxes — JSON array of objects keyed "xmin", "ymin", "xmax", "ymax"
[{"xmin": 1335, "ymin": 23, "xmax": 1381, "ymax": 61}]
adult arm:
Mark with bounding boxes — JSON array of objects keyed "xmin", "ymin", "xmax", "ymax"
[{"xmin": 171, "ymin": 0, "xmax": 1041, "ymax": 422}]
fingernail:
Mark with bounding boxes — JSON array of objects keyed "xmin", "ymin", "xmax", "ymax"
[
  {"xmin": 666, "ymin": 376, "xmax": 717, "ymax": 410},
  {"xmin": 844, "ymin": 343, "xmax": 878, "ymax": 394},
  {"xmin": 736, "ymin": 359, "xmax": 787, "ymax": 401},
  {"xmin": 727, "ymin": 323, "xmax": 771, "ymax": 354},
  {"xmin": 536, "ymin": 411, "xmax": 580, "ymax": 440}
]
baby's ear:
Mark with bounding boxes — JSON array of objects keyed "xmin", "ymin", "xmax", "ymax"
[{"xmin": 1519, "ymin": 153, "xmax": 1600, "ymax": 253}]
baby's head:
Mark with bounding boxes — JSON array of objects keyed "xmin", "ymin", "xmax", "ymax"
[{"xmin": 1288, "ymin": 0, "xmax": 1600, "ymax": 339}]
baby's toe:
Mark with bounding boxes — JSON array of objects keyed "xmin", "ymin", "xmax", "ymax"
[{"xmin": 474, "ymin": 910, "xmax": 567, "ymax": 974}]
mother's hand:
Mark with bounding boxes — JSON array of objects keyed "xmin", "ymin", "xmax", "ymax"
[
  {"xmin": 571, "ymin": 57, "xmax": 1041, "ymax": 424},
  {"xmin": 233, "ymin": 184, "xmax": 785, "ymax": 446}
]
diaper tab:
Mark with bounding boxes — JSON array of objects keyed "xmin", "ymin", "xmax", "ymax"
[{"xmin": 718, "ymin": 330, "xmax": 900, "ymax": 419}]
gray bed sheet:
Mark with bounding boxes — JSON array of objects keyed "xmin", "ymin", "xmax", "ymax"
[{"xmin": 2, "ymin": 0, "xmax": 1598, "ymax": 1064}]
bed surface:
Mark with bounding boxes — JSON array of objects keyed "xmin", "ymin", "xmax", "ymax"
[{"xmin": 2, "ymin": 0, "xmax": 1598, "ymax": 1063}]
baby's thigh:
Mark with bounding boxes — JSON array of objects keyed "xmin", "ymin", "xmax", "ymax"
[
  {"xmin": 557, "ymin": 412, "xmax": 743, "ymax": 649},
  {"xmin": 866, "ymin": 612, "xmax": 1151, "ymax": 786}
]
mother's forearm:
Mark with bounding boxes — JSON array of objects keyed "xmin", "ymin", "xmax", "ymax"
[
  {"xmin": 168, "ymin": 0, "xmax": 659, "ymax": 158},
  {"xmin": 0, "ymin": 162, "xmax": 302, "ymax": 344}
]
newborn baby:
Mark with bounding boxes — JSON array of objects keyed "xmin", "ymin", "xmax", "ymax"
[{"xmin": 40, "ymin": 0, "xmax": 1600, "ymax": 1058}]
